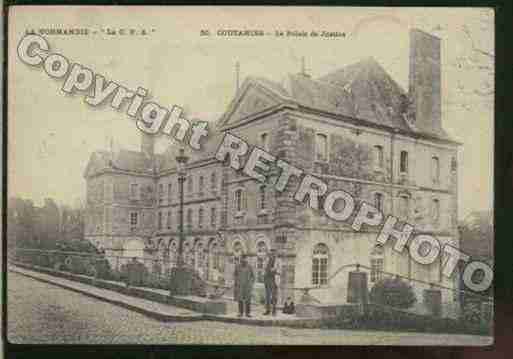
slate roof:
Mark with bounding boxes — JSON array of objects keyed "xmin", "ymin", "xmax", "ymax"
[
  {"xmin": 86, "ymin": 57, "xmax": 455, "ymax": 176},
  {"xmin": 223, "ymin": 57, "xmax": 453, "ymax": 141},
  {"xmin": 85, "ymin": 149, "xmax": 156, "ymax": 177}
]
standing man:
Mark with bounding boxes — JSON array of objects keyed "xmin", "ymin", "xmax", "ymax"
[
  {"xmin": 263, "ymin": 249, "xmax": 279, "ymax": 316},
  {"xmin": 233, "ymin": 254, "xmax": 255, "ymax": 318}
]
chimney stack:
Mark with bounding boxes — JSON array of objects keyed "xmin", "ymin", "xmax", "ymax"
[{"xmin": 408, "ymin": 29, "xmax": 442, "ymax": 134}]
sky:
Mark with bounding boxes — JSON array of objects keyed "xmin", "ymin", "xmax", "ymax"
[{"xmin": 8, "ymin": 6, "xmax": 494, "ymax": 218}]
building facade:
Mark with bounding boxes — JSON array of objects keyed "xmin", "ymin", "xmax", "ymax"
[{"xmin": 84, "ymin": 29, "xmax": 460, "ymax": 312}]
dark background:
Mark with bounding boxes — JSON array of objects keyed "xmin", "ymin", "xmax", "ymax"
[{"xmin": 2, "ymin": 0, "xmax": 511, "ymax": 358}]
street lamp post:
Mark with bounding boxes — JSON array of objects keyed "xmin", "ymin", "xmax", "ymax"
[
  {"xmin": 169, "ymin": 147, "xmax": 191, "ymax": 296},
  {"xmin": 176, "ymin": 147, "xmax": 188, "ymax": 269}
]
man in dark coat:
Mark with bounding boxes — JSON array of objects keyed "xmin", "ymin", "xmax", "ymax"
[
  {"xmin": 233, "ymin": 255, "xmax": 255, "ymax": 317},
  {"xmin": 263, "ymin": 250, "xmax": 279, "ymax": 316}
]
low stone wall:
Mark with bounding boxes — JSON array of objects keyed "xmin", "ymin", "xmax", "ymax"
[
  {"xmin": 296, "ymin": 303, "xmax": 362, "ymax": 319},
  {"xmin": 11, "ymin": 261, "xmax": 227, "ymax": 315}
]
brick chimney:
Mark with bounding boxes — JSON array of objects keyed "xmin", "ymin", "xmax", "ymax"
[
  {"xmin": 408, "ymin": 29, "xmax": 442, "ymax": 134},
  {"xmin": 141, "ymin": 132, "xmax": 155, "ymax": 158}
]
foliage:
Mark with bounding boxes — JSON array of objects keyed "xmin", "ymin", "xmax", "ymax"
[
  {"xmin": 369, "ymin": 277, "xmax": 417, "ymax": 309},
  {"xmin": 322, "ymin": 304, "xmax": 491, "ymax": 336}
]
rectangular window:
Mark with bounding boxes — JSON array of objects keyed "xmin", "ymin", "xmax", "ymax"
[
  {"xmin": 312, "ymin": 258, "xmax": 328, "ymax": 285},
  {"xmin": 211, "ymin": 172, "xmax": 217, "ymax": 191},
  {"xmin": 319, "ymin": 258, "xmax": 328, "ymax": 285},
  {"xmin": 157, "ymin": 211, "xmax": 162, "ymax": 229},
  {"xmin": 371, "ymin": 258, "xmax": 384, "ymax": 282},
  {"xmin": 432, "ymin": 156, "xmax": 440, "ymax": 184},
  {"xmin": 432, "ymin": 199, "xmax": 440, "ymax": 225},
  {"xmin": 260, "ymin": 186, "xmax": 266, "ymax": 210},
  {"xmin": 210, "ymin": 207, "xmax": 216, "ymax": 227},
  {"xmin": 168, "ymin": 183, "xmax": 172, "ymax": 202},
  {"xmin": 186, "ymin": 209, "xmax": 192, "ymax": 226},
  {"xmin": 187, "ymin": 177, "xmax": 193, "ymax": 193},
  {"xmin": 260, "ymin": 132, "xmax": 269, "ymax": 151},
  {"xmin": 130, "ymin": 184, "xmax": 139, "ymax": 200},
  {"xmin": 399, "ymin": 196, "xmax": 410, "ymax": 219},
  {"xmin": 400, "ymin": 151, "xmax": 408, "ymax": 173},
  {"xmin": 129, "ymin": 212, "xmax": 139, "ymax": 230},
  {"xmin": 312, "ymin": 258, "xmax": 320, "ymax": 285},
  {"xmin": 374, "ymin": 145, "xmax": 384, "ymax": 169},
  {"xmin": 235, "ymin": 189, "xmax": 245, "ymax": 212},
  {"xmin": 374, "ymin": 193, "xmax": 383, "ymax": 212},
  {"xmin": 199, "ymin": 176, "xmax": 204, "ymax": 193},
  {"xmin": 167, "ymin": 210, "xmax": 172, "ymax": 229},
  {"xmin": 316, "ymin": 133, "xmax": 328, "ymax": 162},
  {"xmin": 198, "ymin": 208, "xmax": 204, "ymax": 228},
  {"xmin": 159, "ymin": 184, "xmax": 164, "ymax": 203}
]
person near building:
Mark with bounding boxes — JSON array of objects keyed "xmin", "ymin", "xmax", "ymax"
[
  {"xmin": 282, "ymin": 296, "xmax": 295, "ymax": 315},
  {"xmin": 263, "ymin": 250, "xmax": 279, "ymax": 316},
  {"xmin": 233, "ymin": 254, "xmax": 255, "ymax": 317}
]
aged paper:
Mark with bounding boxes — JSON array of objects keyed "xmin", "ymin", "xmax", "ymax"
[{"xmin": 6, "ymin": 6, "xmax": 493, "ymax": 345}]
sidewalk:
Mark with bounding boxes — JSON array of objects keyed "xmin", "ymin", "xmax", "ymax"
[
  {"xmin": 8, "ymin": 265, "xmax": 321, "ymax": 328},
  {"xmin": 9, "ymin": 265, "xmax": 203, "ymax": 322}
]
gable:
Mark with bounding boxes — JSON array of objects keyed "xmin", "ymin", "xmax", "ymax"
[{"xmin": 219, "ymin": 79, "xmax": 286, "ymax": 128}]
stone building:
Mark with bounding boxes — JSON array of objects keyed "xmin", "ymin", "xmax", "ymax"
[{"xmin": 84, "ymin": 29, "xmax": 460, "ymax": 312}]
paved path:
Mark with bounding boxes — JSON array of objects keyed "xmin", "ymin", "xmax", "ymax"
[{"xmin": 7, "ymin": 271, "xmax": 492, "ymax": 345}]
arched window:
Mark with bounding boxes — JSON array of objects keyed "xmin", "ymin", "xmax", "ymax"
[
  {"xmin": 312, "ymin": 243, "xmax": 329, "ymax": 285},
  {"xmin": 234, "ymin": 189, "xmax": 246, "ymax": 212},
  {"xmin": 256, "ymin": 242, "xmax": 268, "ymax": 283},
  {"xmin": 370, "ymin": 244, "xmax": 384, "ymax": 283},
  {"xmin": 259, "ymin": 186, "xmax": 266, "ymax": 210},
  {"xmin": 198, "ymin": 207, "xmax": 204, "ymax": 228},
  {"xmin": 374, "ymin": 192, "xmax": 384, "ymax": 212},
  {"xmin": 432, "ymin": 156, "xmax": 440, "ymax": 184},
  {"xmin": 400, "ymin": 151, "xmax": 408, "ymax": 173},
  {"xmin": 316, "ymin": 133, "xmax": 328, "ymax": 162},
  {"xmin": 374, "ymin": 145, "xmax": 384, "ymax": 169}
]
